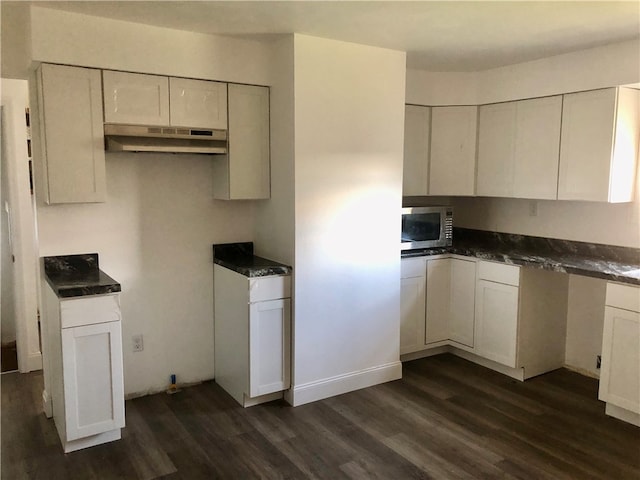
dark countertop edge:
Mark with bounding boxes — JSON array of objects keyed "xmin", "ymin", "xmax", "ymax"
[
  {"xmin": 402, "ymin": 247, "xmax": 639, "ymax": 286},
  {"xmin": 44, "ymin": 270, "xmax": 122, "ymax": 299},
  {"xmin": 214, "ymin": 257, "xmax": 292, "ymax": 278}
]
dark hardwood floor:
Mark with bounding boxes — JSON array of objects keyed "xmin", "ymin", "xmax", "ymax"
[{"xmin": 2, "ymin": 353, "xmax": 639, "ymax": 479}]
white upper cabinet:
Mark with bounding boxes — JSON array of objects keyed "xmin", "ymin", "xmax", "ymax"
[
  {"xmin": 558, "ymin": 87, "xmax": 640, "ymax": 203},
  {"xmin": 169, "ymin": 78, "xmax": 228, "ymax": 129},
  {"xmin": 103, "ymin": 71, "xmax": 170, "ymax": 125},
  {"xmin": 103, "ymin": 71, "xmax": 230, "ymax": 130},
  {"xmin": 36, "ymin": 64, "xmax": 106, "ymax": 204},
  {"xmin": 403, "ymin": 105, "xmax": 430, "ymax": 196},
  {"xmin": 477, "ymin": 95, "xmax": 562, "ymax": 199},
  {"xmin": 213, "ymin": 84, "xmax": 270, "ymax": 200},
  {"xmin": 477, "ymin": 102, "xmax": 517, "ymax": 197},
  {"xmin": 429, "ymin": 106, "xmax": 478, "ymax": 196}
]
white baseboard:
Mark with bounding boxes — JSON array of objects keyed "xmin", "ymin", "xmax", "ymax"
[
  {"xmin": 21, "ymin": 352, "xmax": 43, "ymax": 373},
  {"xmin": 605, "ymin": 403, "xmax": 640, "ymax": 427},
  {"xmin": 285, "ymin": 361, "xmax": 402, "ymax": 407},
  {"xmin": 451, "ymin": 348, "xmax": 525, "ymax": 381}
]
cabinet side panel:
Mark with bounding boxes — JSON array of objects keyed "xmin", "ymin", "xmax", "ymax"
[
  {"xmin": 228, "ymin": 84, "xmax": 270, "ymax": 199},
  {"xmin": 213, "ymin": 265, "xmax": 250, "ymax": 404},
  {"xmin": 400, "ymin": 275, "xmax": 426, "ymax": 355},
  {"xmin": 426, "ymin": 258, "xmax": 451, "ymax": 344},
  {"xmin": 518, "ymin": 269, "xmax": 568, "ymax": 378},
  {"xmin": 609, "ymin": 88, "xmax": 640, "ymax": 203}
]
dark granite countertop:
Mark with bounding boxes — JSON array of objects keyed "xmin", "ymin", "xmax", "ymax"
[
  {"xmin": 43, "ymin": 254, "xmax": 122, "ymax": 298},
  {"xmin": 213, "ymin": 242, "xmax": 292, "ymax": 278},
  {"xmin": 402, "ymin": 228, "xmax": 640, "ymax": 286}
]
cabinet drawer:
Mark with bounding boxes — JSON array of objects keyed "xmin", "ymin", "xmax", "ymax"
[
  {"xmin": 477, "ymin": 261, "xmax": 520, "ymax": 286},
  {"xmin": 60, "ymin": 294, "xmax": 122, "ymax": 329},
  {"xmin": 606, "ymin": 283, "xmax": 640, "ymax": 312},
  {"xmin": 249, "ymin": 275, "xmax": 291, "ymax": 303},
  {"xmin": 401, "ymin": 257, "xmax": 426, "ymax": 279}
]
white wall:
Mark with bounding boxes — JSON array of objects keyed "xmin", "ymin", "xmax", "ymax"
[
  {"xmin": 37, "ymin": 154, "xmax": 256, "ymax": 396},
  {"xmin": 254, "ymin": 35, "xmax": 295, "ymax": 266},
  {"xmin": 0, "ymin": 79, "xmax": 40, "ymax": 371},
  {"xmin": 288, "ymin": 35, "xmax": 405, "ymax": 405},
  {"xmin": 22, "ymin": 7, "xmax": 273, "ymax": 396},
  {"xmin": 0, "ymin": 3, "xmax": 32, "ymax": 79},
  {"xmin": 29, "ymin": 6, "xmax": 272, "ymax": 85}
]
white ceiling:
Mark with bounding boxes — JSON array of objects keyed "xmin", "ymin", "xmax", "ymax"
[{"xmin": 28, "ymin": 1, "xmax": 640, "ymax": 71}]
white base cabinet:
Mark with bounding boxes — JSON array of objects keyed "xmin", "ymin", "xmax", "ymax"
[
  {"xmin": 43, "ymin": 286, "xmax": 125, "ymax": 453},
  {"xmin": 599, "ymin": 283, "xmax": 640, "ymax": 426},
  {"xmin": 214, "ymin": 265, "xmax": 291, "ymax": 406},
  {"xmin": 400, "ymin": 257, "xmax": 427, "ymax": 354}
]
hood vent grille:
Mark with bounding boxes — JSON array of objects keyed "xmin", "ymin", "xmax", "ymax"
[{"xmin": 104, "ymin": 124, "xmax": 227, "ymax": 154}]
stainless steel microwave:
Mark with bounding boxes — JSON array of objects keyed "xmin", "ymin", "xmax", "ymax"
[{"xmin": 401, "ymin": 206, "xmax": 453, "ymax": 250}]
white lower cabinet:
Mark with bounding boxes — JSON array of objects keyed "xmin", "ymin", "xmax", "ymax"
[
  {"xmin": 599, "ymin": 283, "xmax": 640, "ymax": 426},
  {"xmin": 400, "ymin": 257, "xmax": 426, "ymax": 355},
  {"xmin": 44, "ymin": 286, "xmax": 125, "ymax": 453},
  {"xmin": 474, "ymin": 279, "xmax": 519, "ymax": 367},
  {"xmin": 214, "ymin": 264, "xmax": 291, "ymax": 406},
  {"xmin": 401, "ymin": 256, "xmax": 568, "ymax": 381}
]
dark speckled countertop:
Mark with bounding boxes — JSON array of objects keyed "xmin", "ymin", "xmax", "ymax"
[
  {"xmin": 402, "ymin": 228, "xmax": 639, "ymax": 286},
  {"xmin": 213, "ymin": 242, "xmax": 292, "ymax": 278},
  {"xmin": 43, "ymin": 254, "xmax": 122, "ymax": 298}
]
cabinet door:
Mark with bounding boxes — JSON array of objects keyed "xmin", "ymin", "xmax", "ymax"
[
  {"xmin": 103, "ymin": 70, "xmax": 170, "ymax": 125},
  {"xmin": 169, "ymin": 78, "xmax": 227, "ymax": 129},
  {"xmin": 61, "ymin": 321, "xmax": 125, "ymax": 441},
  {"xmin": 214, "ymin": 84, "xmax": 270, "ymax": 200},
  {"xmin": 512, "ymin": 96, "xmax": 562, "ymax": 200},
  {"xmin": 249, "ymin": 298, "xmax": 291, "ymax": 397},
  {"xmin": 449, "ymin": 258, "xmax": 476, "ymax": 348},
  {"xmin": 403, "ymin": 105, "xmax": 430, "ymax": 196},
  {"xmin": 38, "ymin": 64, "xmax": 106, "ymax": 204},
  {"xmin": 429, "ymin": 106, "xmax": 477, "ymax": 196},
  {"xmin": 425, "ymin": 258, "xmax": 451, "ymax": 344},
  {"xmin": 400, "ymin": 275, "xmax": 426, "ymax": 354},
  {"xmin": 558, "ymin": 88, "xmax": 617, "ymax": 202},
  {"xmin": 599, "ymin": 306, "xmax": 640, "ymax": 414},
  {"xmin": 475, "ymin": 280, "xmax": 519, "ymax": 367},
  {"xmin": 476, "ymin": 102, "xmax": 517, "ymax": 197}
]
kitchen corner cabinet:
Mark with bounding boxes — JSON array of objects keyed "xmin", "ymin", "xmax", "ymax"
[
  {"xmin": 43, "ymin": 285, "xmax": 125, "ymax": 453},
  {"xmin": 474, "ymin": 260, "xmax": 568, "ymax": 378},
  {"xmin": 425, "ymin": 257, "xmax": 476, "ymax": 348},
  {"xmin": 558, "ymin": 87, "xmax": 640, "ymax": 203},
  {"xmin": 476, "ymin": 96, "xmax": 562, "ymax": 199},
  {"xmin": 403, "ymin": 105, "xmax": 430, "ymax": 196},
  {"xmin": 599, "ymin": 283, "xmax": 640, "ymax": 426},
  {"xmin": 213, "ymin": 84, "xmax": 270, "ymax": 200},
  {"xmin": 214, "ymin": 265, "xmax": 290, "ymax": 406},
  {"xmin": 35, "ymin": 64, "xmax": 106, "ymax": 204},
  {"xmin": 400, "ymin": 257, "xmax": 427, "ymax": 354},
  {"xmin": 429, "ymin": 106, "xmax": 477, "ymax": 196}
]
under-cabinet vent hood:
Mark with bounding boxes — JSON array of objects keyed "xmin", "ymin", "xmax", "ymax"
[{"xmin": 104, "ymin": 124, "xmax": 227, "ymax": 154}]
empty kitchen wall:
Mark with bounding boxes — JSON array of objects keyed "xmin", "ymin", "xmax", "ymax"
[
  {"xmin": 288, "ymin": 34, "xmax": 406, "ymax": 405},
  {"xmin": 23, "ymin": 6, "xmax": 274, "ymax": 396}
]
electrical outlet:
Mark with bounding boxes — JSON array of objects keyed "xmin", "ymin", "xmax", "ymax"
[
  {"xmin": 596, "ymin": 355, "xmax": 601, "ymax": 369},
  {"xmin": 133, "ymin": 334, "xmax": 144, "ymax": 352}
]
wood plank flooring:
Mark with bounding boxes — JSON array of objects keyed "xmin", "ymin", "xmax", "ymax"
[{"xmin": 2, "ymin": 353, "xmax": 639, "ymax": 479}]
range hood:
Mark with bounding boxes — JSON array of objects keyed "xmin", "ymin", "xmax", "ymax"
[{"xmin": 104, "ymin": 124, "xmax": 227, "ymax": 154}]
